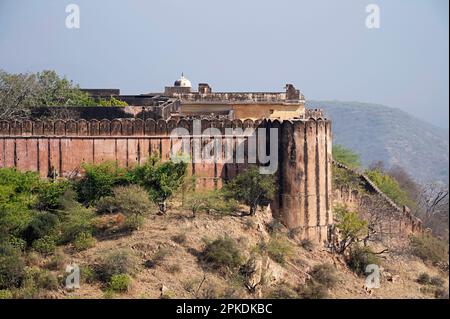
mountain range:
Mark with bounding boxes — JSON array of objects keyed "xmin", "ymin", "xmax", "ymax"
[{"xmin": 306, "ymin": 100, "xmax": 449, "ymax": 185}]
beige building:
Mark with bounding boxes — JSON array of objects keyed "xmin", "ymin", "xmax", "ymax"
[{"xmin": 164, "ymin": 74, "xmax": 306, "ymax": 120}]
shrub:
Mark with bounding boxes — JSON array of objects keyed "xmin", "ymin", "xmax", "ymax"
[
  {"xmin": 5, "ymin": 235, "xmax": 27, "ymax": 252},
  {"xmin": 0, "ymin": 243, "xmax": 25, "ymax": 289},
  {"xmin": 75, "ymin": 162, "xmax": 130, "ymax": 204},
  {"xmin": 46, "ymin": 249, "xmax": 66, "ymax": 271},
  {"xmin": 122, "ymin": 215, "xmax": 145, "ymax": 231},
  {"xmin": 36, "ymin": 270, "xmax": 58, "ymax": 290},
  {"xmin": 182, "ymin": 190, "xmax": 238, "ymax": 217},
  {"xmin": 202, "ymin": 236, "xmax": 243, "ymax": 270},
  {"xmin": 112, "ymin": 185, "xmax": 154, "ymax": 216},
  {"xmin": 309, "ymin": 263, "xmax": 338, "ymax": 288},
  {"xmin": 335, "ymin": 205, "xmax": 368, "ymax": 253},
  {"xmin": 129, "ymin": 156, "xmax": 187, "ymax": 210},
  {"xmin": 347, "ymin": 245, "xmax": 380, "ymax": 276},
  {"xmin": 332, "ymin": 145, "xmax": 361, "ymax": 169},
  {"xmin": 80, "ymin": 265, "xmax": 97, "ymax": 284},
  {"xmin": 96, "ymin": 196, "xmax": 119, "ymax": 214},
  {"xmin": 410, "ymin": 235, "xmax": 448, "ymax": 264},
  {"xmin": 35, "ymin": 179, "xmax": 69, "ymax": 211},
  {"xmin": 261, "ymin": 236, "xmax": 294, "ymax": 265},
  {"xmin": 97, "ymin": 249, "xmax": 139, "ymax": 281},
  {"xmin": 32, "ymin": 235, "xmax": 56, "ymax": 255},
  {"xmin": 416, "ymin": 272, "xmax": 431, "ymax": 285},
  {"xmin": 298, "ymin": 280, "xmax": 328, "ymax": 299},
  {"xmin": 59, "ymin": 204, "xmax": 95, "ymax": 244},
  {"xmin": 0, "ymin": 289, "xmax": 13, "ymax": 299},
  {"xmin": 109, "ymin": 274, "xmax": 131, "ymax": 293},
  {"xmin": 223, "ymin": 166, "xmax": 276, "ymax": 215},
  {"xmin": 365, "ymin": 169, "xmax": 415, "ymax": 208},
  {"xmin": 73, "ymin": 232, "xmax": 96, "ymax": 251},
  {"xmin": 430, "ymin": 276, "xmax": 445, "ymax": 287},
  {"xmin": 22, "ymin": 212, "xmax": 59, "ymax": 245}
]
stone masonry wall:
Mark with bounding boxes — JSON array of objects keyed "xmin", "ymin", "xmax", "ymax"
[{"xmin": 0, "ymin": 118, "xmax": 333, "ymax": 242}]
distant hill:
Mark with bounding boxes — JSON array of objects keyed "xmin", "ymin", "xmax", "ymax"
[{"xmin": 306, "ymin": 100, "xmax": 449, "ymax": 185}]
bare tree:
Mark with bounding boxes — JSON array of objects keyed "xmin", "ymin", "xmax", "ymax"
[{"xmin": 418, "ymin": 183, "xmax": 449, "ymax": 238}]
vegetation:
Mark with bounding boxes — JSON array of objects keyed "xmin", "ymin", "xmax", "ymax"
[
  {"xmin": 97, "ymin": 249, "xmax": 139, "ymax": 281},
  {"xmin": 332, "ymin": 144, "xmax": 361, "ymax": 169},
  {"xmin": 259, "ymin": 236, "xmax": 294, "ymax": 265},
  {"xmin": 334, "ymin": 205, "xmax": 368, "ymax": 253},
  {"xmin": 182, "ymin": 190, "xmax": 238, "ymax": 217},
  {"xmin": 108, "ymin": 274, "xmax": 131, "ymax": 292},
  {"xmin": 365, "ymin": 169, "xmax": 415, "ymax": 208},
  {"xmin": 346, "ymin": 244, "xmax": 380, "ymax": 276},
  {"xmin": 409, "ymin": 234, "xmax": 448, "ymax": 264},
  {"xmin": 223, "ymin": 166, "xmax": 276, "ymax": 215},
  {"xmin": 130, "ymin": 156, "xmax": 187, "ymax": 212},
  {"xmin": 298, "ymin": 280, "xmax": 329, "ymax": 299},
  {"xmin": 309, "ymin": 263, "xmax": 338, "ymax": 289},
  {"xmin": 201, "ymin": 236, "xmax": 243, "ymax": 271},
  {"xmin": 98, "ymin": 97, "xmax": 128, "ymax": 107}
]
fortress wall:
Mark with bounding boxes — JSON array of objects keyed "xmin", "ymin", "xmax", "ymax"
[
  {"xmin": 332, "ymin": 162, "xmax": 424, "ymax": 242},
  {"xmin": 0, "ymin": 118, "xmax": 333, "ymax": 242}
]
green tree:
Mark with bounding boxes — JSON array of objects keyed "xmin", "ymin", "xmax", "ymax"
[
  {"xmin": 130, "ymin": 157, "xmax": 187, "ymax": 213},
  {"xmin": 223, "ymin": 166, "xmax": 276, "ymax": 215},
  {"xmin": 98, "ymin": 97, "xmax": 128, "ymax": 107},
  {"xmin": 332, "ymin": 145, "xmax": 361, "ymax": 169},
  {"xmin": 365, "ymin": 169, "xmax": 415, "ymax": 208},
  {"xmin": 334, "ymin": 205, "xmax": 368, "ymax": 253},
  {"xmin": 0, "ymin": 70, "xmax": 96, "ymax": 120}
]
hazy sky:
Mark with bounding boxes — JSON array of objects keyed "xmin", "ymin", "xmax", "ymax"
[{"xmin": 0, "ymin": 0, "xmax": 448, "ymax": 128}]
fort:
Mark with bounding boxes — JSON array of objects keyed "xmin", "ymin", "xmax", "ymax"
[{"xmin": 0, "ymin": 74, "xmax": 421, "ymax": 243}]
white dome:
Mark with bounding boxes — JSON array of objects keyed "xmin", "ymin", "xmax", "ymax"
[{"xmin": 174, "ymin": 73, "xmax": 192, "ymax": 88}]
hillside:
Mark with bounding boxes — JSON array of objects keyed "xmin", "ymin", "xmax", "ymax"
[
  {"xmin": 307, "ymin": 100, "xmax": 449, "ymax": 184},
  {"xmin": 19, "ymin": 207, "xmax": 449, "ymax": 299}
]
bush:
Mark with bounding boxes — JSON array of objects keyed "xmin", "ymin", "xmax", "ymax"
[
  {"xmin": 97, "ymin": 249, "xmax": 139, "ymax": 281},
  {"xmin": 109, "ymin": 274, "xmax": 131, "ymax": 293},
  {"xmin": 430, "ymin": 276, "xmax": 445, "ymax": 287},
  {"xmin": 335, "ymin": 205, "xmax": 368, "ymax": 253},
  {"xmin": 309, "ymin": 263, "xmax": 338, "ymax": 288},
  {"xmin": 46, "ymin": 249, "xmax": 66, "ymax": 271},
  {"xmin": 35, "ymin": 179, "xmax": 69, "ymax": 211},
  {"xmin": 365, "ymin": 169, "xmax": 415, "ymax": 208},
  {"xmin": 96, "ymin": 196, "xmax": 119, "ymax": 214},
  {"xmin": 202, "ymin": 236, "xmax": 243, "ymax": 270},
  {"xmin": 0, "ymin": 289, "xmax": 13, "ymax": 299},
  {"xmin": 112, "ymin": 185, "xmax": 154, "ymax": 216},
  {"xmin": 182, "ymin": 190, "xmax": 238, "ymax": 217},
  {"xmin": 75, "ymin": 162, "xmax": 130, "ymax": 204},
  {"xmin": 73, "ymin": 232, "xmax": 96, "ymax": 251},
  {"xmin": 347, "ymin": 245, "xmax": 380, "ymax": 276},
  {"xmin": 59, "ymin": 204, "xmax": 95, "ymax": 244},
  {"xmin": 0, "ymin": 243, "xmax": 25, "ymax": 289},
  {"xmin": 332, "ymin": 145, "xmax": 361, "ymax": 169},
  {"xmin": 223, "ymin": 166, "xmax": 276, "ymax": 215},
  {"xmin": 416, "ymin": 272, "xmax": 431, "ymax": 285},
  {"xmin": 129, "ymin": 156, "xmax": 187, "ymax": 208},
  {"xmin": 32, "ymin": 235, "xmax": 56, "ymax": 255},
  {"xmin": 261, "ymin": 236, "xmax": 294, "ymax": 265},
  {"xmin": 80, "ymin": 265, "xmax": 97, "ymax": 284},
  {"xmin": 410, "ymin": 235, "xmax": 448, "ymax": 264},
  {"xmin": 36, "ymin": 270, "xmax": 58, "ymax": 290},
  {"xmin": 122, "ymin": 215, "xmax": 145, "ymax": 231},
  {"xmin": 22, "ymin": 212, "xmax": 59, "ymax": 245},
  {"xmin": 298, "ymin": 280, "xmax": 329, "ymax": 299}
]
